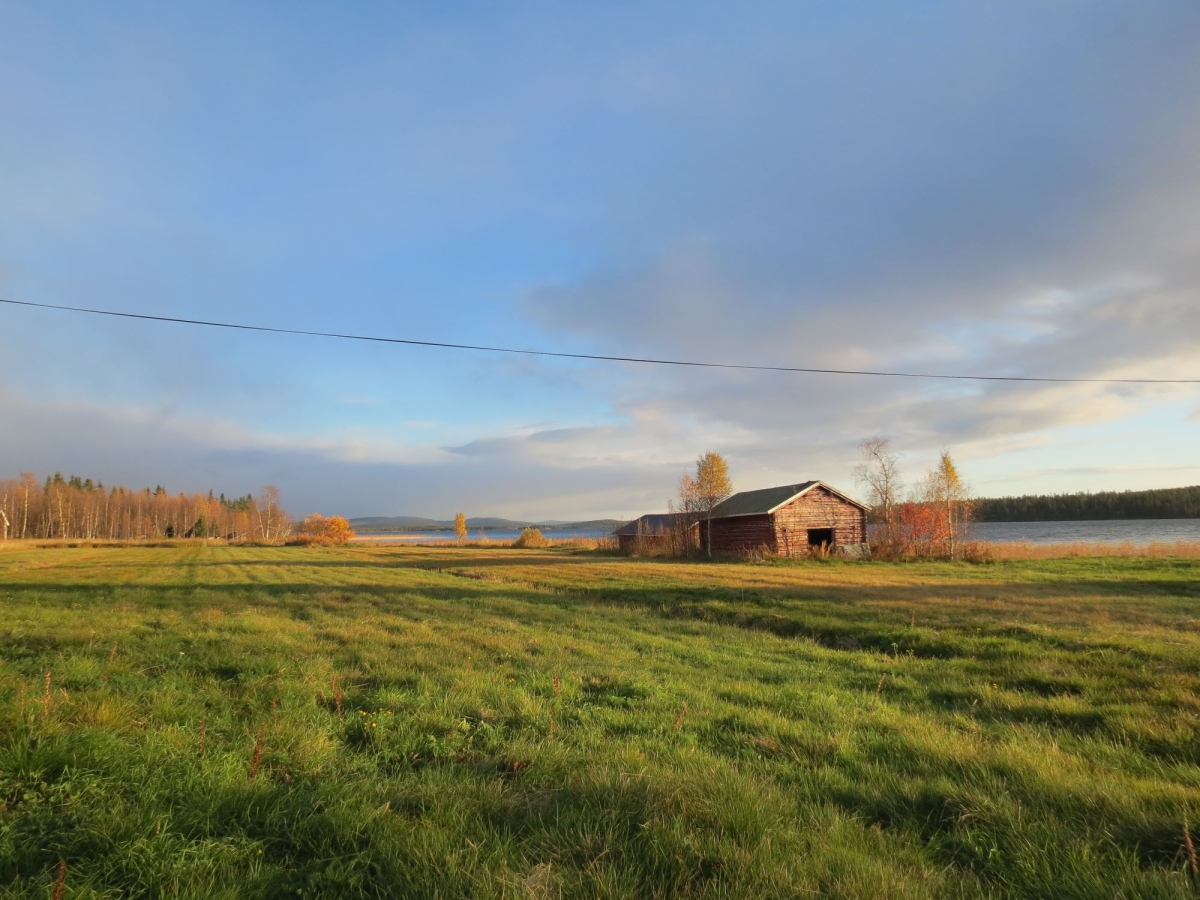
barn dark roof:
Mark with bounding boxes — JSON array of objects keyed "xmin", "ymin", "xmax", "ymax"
[
  {"xmin": 708, "ymin": 481, "xmax": 867, "ymax": 518},
  {"xmin": 613, "ymin": 513, "xmax": 688, "ymax": 536}
]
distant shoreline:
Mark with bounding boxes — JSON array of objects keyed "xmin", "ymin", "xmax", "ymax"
[
  {"xmin": 973, "ymin": 485, "xmax": 1200, "ymax": 522},
  {"xmin": 349, "ymin": 518, "xmax": 624, "ymax": 534},
  {"xmin": 351, "ymin": 526, "xmax": 616, "ymax": 544}
]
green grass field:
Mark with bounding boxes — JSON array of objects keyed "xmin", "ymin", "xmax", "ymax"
[{"xmin": 1, "ymin": 544, "xmax": 1199, "ymax": 898}]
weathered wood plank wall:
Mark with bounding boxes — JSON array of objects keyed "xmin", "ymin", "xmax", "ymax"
[
  {"xmin": 772, "ymin": 485, "xmax": 866, "ymax": 556},
  {"xmin": 701, "ymin": 514, "xmax": 775, "ymax": 556}
]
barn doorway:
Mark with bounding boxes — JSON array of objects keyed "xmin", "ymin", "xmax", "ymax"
[{"xmin": 807, "ymin": 528, "xmax": 834, "ymax": 550}]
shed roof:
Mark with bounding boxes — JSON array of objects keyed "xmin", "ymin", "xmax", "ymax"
[
  {"xmin": 613, "ymin": 512, "xmax": 690, "ymax": 536},
  {"xmin": 708, "ymin": 481, "xmax": 867, "ymax": 518}
]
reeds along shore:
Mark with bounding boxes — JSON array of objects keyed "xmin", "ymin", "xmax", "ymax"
[
  {"xmin": 983, "ymin": 540, "xmax": 1200, "ymax": 559},
  {"xmin": 437, "ymin": 537, "xmax": 1200, "ymax": 560}
]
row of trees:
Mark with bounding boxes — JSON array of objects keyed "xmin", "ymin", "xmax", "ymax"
[
  {"xmin": 974, "ymin": 484, "xmax": 1200, "ymax": 521},
  {"xmin": 0, "ymin": 473, "xmax": 291, "ymax": 542},
  {"xmin": 854, "ymin": 438, "xmax": 973, "ymax": 559}
]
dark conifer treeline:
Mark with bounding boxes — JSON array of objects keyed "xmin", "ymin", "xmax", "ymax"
[
  {"xmin": 0, "ymin": 473, "xmax": 290, "ymax": 541},
  {"xmin": 973, "ymin": 485, "xmax": 1200, "ymax": 522}
]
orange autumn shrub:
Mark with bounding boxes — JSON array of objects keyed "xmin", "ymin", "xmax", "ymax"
[{"xmin": 293, "ymin": 514, "xmax": 355, "ymax": 546}]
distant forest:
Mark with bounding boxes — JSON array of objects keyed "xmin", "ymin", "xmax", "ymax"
[
  {"xmin": 0, "ymin": 472, "xmax": 290, "ymax": 541},
  {"xmin": 973, "ymin": 485, "xmax": 1200, "ymax": 522}
]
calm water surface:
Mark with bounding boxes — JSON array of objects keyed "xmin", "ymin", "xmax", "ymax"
[
  {"xmin": 355, "ymin": 527, "xmax": 613, "ymax": 544},
  {"xmin": 967, "ymin": 519, "xmax": 1200, "ymax": 544},
  {"xmin": 359, "ymin": 520, "xmax": 1200, "ymax": 546}
]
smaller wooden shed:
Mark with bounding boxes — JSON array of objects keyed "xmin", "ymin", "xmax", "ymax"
[
  {"xmin": 613, "ymin": 513, "xmax": 696, "ymax": 554},
  {"xmin": 699, "ymin": 481, "xmax": 868, "ymax": 557}
]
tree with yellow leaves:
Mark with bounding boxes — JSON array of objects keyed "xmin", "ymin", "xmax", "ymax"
[
  {"xmin": 454, "ymin": 512, "xmax": 468, "ymax": 543},
  {"xmin": 673, "ymin": 451, "xmax": 733, "ymax": 557},
  {"xmin": 693, "ymin": 451, "xmax": 732, "ymax": 515}
]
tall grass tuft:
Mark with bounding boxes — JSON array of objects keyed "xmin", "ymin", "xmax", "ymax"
[
  {"xmin": 331, "ymin": 674, "xmax": 343, "ymax": 719},
  {"xmin": 736, "ymin": 544, "xmax": 777, "ymax": 563},
  {"xmin": 248, "ymin": 725, "xmax": 265, "ymax": 780},
  {"xmin": 52, "ymin": 860, "xmax": 66, "ymax": 900},
  {"xmin": 1186, "ymin": 822, "xmax": 1198, "ymax": 879}
]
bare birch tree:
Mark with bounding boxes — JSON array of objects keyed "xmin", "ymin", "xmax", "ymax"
[
  {"xmin": 20, "ymin": 472, "xmax": 36, "ymax": 539},
  {"xmin": 853, "ymin": 437, "xmax": 902, "ymax": 526},
  {"xmin": 669, "ymin": 473, "xmax": 703, "ymax": 557}
]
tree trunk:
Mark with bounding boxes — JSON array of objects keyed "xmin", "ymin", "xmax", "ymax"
[{"xmin": 946, "ymin": 500, "xmax": 955, "ymax": 560}]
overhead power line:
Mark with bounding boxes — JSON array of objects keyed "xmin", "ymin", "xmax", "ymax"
[{"xmin": 1, "ymin": 297, "xmax": 1197, "ymax": 385}]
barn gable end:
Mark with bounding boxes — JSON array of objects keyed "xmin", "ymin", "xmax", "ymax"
[
  {"xmin": 771, "ymin": 484, "xmax": 867, "ymax": 555},
  {"xmin": 699, "ymin": 480, "xmax": 867, "ymax": 557}
]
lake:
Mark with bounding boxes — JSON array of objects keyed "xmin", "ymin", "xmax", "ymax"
[
  {"xmin": 354, "ymin": 526, "xmax": 615, "ymax": 544},
  {"xmin": 359, "ymin": 519, "xmax": 1200, "ymax": 546},
  {"xmin": 966, "ymin": 519, "xmax": 1200, "ymax": 545}
]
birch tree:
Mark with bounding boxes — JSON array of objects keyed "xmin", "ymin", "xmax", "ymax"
[
  {"xmin": 920, "ymin": 450, "xmax": 972, "ymax": 559},
  {"xmin": 672, "ymin": 452, "xmax": 733, "ymax": 557},
  {"xmin": 694, "ymin": 452, "xmax": 733, "ymax": 515},
  {"xmin": 853, "ymin": 437, "xmax": 902, "ymax": 526}
]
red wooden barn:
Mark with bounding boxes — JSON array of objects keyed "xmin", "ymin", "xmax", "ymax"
[{"xmin": 699, "ymin": 481, "xmax": 868, "ymax": 557}]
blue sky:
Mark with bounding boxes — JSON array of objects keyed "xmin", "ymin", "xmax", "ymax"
[{"xmin": 2, "ymin": 1, "xmax": 1199, "ymax": 520}]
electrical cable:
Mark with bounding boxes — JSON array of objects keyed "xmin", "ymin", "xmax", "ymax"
[{"xmin": 1, "ymin": 297, "xmax": 1196, "ymax": 384}]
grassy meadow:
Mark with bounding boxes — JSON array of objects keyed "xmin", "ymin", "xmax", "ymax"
[{"xmin": 1, "ymin": 543, "xmax": 1199, "ymax": 898}]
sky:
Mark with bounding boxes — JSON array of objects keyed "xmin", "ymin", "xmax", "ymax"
[{"xmin": 2, "ymin": 1, "xmax": 1200, "ymax": 521}]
